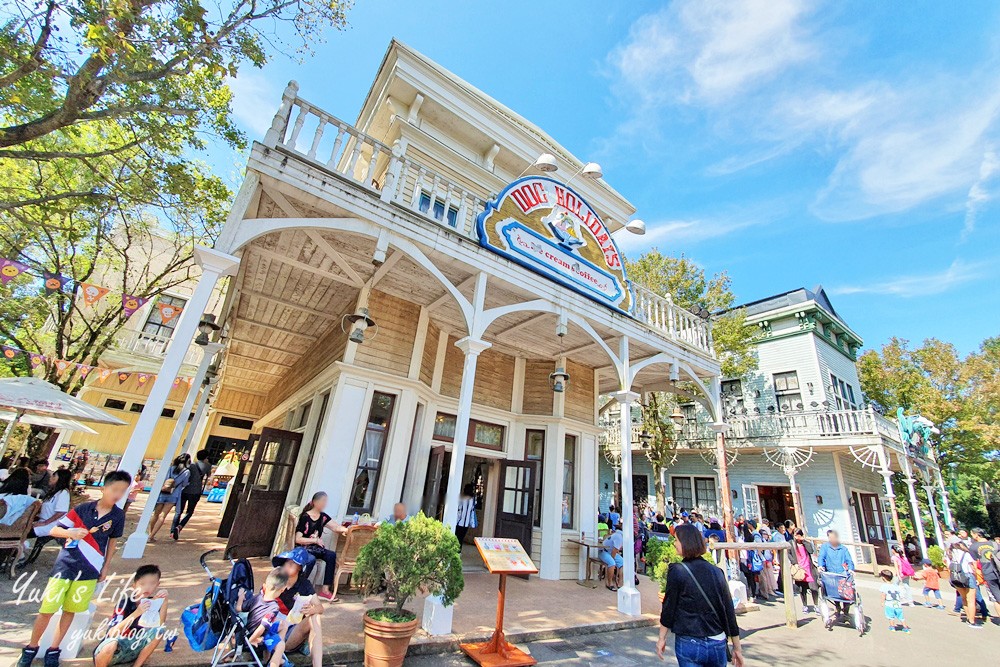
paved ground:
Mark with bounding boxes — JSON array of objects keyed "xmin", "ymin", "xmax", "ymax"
[{"xmin": 1, "ymin": 489, "xmax": 996, "ymax": 667}]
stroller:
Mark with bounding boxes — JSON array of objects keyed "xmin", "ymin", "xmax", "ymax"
[
  {"xmin": 817, "ymin": 569, "xmax": 867, "ymax": 636},
  {"xmin": 182, "ymin": 549, "xmax": 265, "ymax": 667}
]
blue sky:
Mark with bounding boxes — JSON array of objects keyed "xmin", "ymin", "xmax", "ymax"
[{"xmin": 212, "ymin": 0, "xmax": 1000, "ymax": 356}]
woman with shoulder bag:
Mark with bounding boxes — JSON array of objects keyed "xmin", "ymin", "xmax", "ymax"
[
  {"xmin": 791, "ymin": 530, "xmax": 820, "ymax": 613},
  {"xmin": 149, "ymin": 455, "xmax": 190, "ymax": 542},
  {"xmin": 656, "ymin": 524, "xmax": 744, "ymax": 667},
  {"xmin": 949, "ymin": 541, "xmax": 982, "ymax": 628}
]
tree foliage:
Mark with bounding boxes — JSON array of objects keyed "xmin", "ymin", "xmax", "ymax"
[
  {"xmin": 354, "ymin": 512, "xmax": 465, "ymax": 616},
  {"xmin": 641, "ymin": 392, "xmax": 681, "ymax": 510},
  {"xmin": 858, "ymin": 336, "xmax": 1000, "ymax": 531},
  {"xmin": 626, "ymin": 249, "xmax": 759, "ymax": 378}
]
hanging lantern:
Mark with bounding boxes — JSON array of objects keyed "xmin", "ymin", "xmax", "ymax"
[
  {"xmin": 342, "ymin": 307, "xmax": 378, "ymax": 344},
  {"xmin": 549, "ymin": 365, "xmax": 570, "ymax": 393}
]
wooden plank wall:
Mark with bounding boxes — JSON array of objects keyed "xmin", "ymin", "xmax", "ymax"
[
  {"xmin": 564, "ymin": 360, "xmax": 595, "ymax": 424},
  {"xmin": 472, "ymin": 347, "xmax": 515, "ymax": 411},
  {"xmin": 353, "ymin": 290, "xmax": 419, "ymax": 376},
  {"xmin": 419, "ymin": 323, "xmax": 439, "ymax": 386},
  {"xmin": 522, "ymin": 359, "xmax": 555, "ymax": 415},
  {"xmin": 214, "ymin": 389, "xmax": 267, "ymax": 418},
  {"xmin": 439, "ymin": 334, "xmax": 464, "ymax": 398},
  {"xmin": 264, "ymin": 322, "xmax": 347, "ymax": 414}
]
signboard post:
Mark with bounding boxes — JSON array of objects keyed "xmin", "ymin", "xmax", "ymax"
[{"xmin": 459, "ymin": 537, "xmax": 539, "ymax": 667}]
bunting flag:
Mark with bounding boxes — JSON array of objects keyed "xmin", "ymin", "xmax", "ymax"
[
  {"xmin": 97, "ymin": 368, "xmax": 113, "ymax": 383},
  {"xmin": 42, "ymin": 271, "xmax": 71, "ymax": 295},
  {"xmin": 172, "ymin": 377, "xmax": 182, "ymax": 388},
  {"xmin": 79, "ymin": 282, "xmax": 111, "ymax": 306},
  {"xmin": 0, "ymin": 258, "xmax": 30, "ymax": 285},
  {"xmin": 122, "ymin": 294, "xmax": 148, "ymax": 318},
  {"xmin": 77, "ymin": 364, "xmax": 93, "ymax": 379},
  {"xmin": 30, "ymin": 353, "xmax": 45, "ymax": 369},
  {"xmin": 54, "ymin": 359, "xmax": 72, "ymax": 375},
  {"xmin": 157, "ymin": 302, "xmax": 182, "ymax": 323},
  {"xmin": 187, "ymin": 377, "xmax": 195, "ymax": 387},
  {"xmin": 118, "ymin": 371, "xmax": 131, "ymax": 385},
  {"xmin": 137, "ymin": 372, "xmax": 151, "ymax": 386},
  {"xmin": 2, "ymin": 345, "xmax": 20, "ymax": 361}
]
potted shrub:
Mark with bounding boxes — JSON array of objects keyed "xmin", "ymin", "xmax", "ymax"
[
  {"xmin": 354, "ymin": 512, "xmax": 464, "ymax": 667},
  {"xmin": 651, "ymin": 536, "xmax": 715, "ymax": 603},
  {"xmin": 927, "ymin": 545, "xmax": 946, "ymax": 573}
]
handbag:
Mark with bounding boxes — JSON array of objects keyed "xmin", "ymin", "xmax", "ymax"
[
  {"xmin": 161, "ymin": 478, "xmax": 175, "ymax": 495},
  {"xmin": 789, "ymin": 563, "xmax": 808, "ymax": 582},
  {"xmin": 678, "ymin": 562, "xmax": 734, "ymax": 663}
]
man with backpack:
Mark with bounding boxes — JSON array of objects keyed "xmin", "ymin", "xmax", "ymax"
[{"xmin": 969, "ymin": 528, "xmax": 1000, "ymax": 618}]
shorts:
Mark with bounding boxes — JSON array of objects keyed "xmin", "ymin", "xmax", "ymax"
[
  {"xmin": 599, "ymin": 551, "xmax": 624, "ymax": 568},
  {"xmin": 94, "ymin": 630, "xmax": 164, "ymax": 665},
  {"xmin": 883, "ymin": 605, "xmax": 904, "ymax": 621},
  {"xmin": 39, "ymin": 577, "xmax": 97, "ymax": 614}
]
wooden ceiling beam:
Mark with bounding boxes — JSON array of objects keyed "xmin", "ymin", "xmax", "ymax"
[
  {"xmin": 429, "ymin": 274, "xmax": 475, "ymax": 312},
  {"xmin": 226, "ymin": 352, "xmax": 296, "ymax": 368},
  {"xmin": 231, "ymin": 318, "xmax": 320, "ymax": 341},
  {"xmin": 229, "ymin": 337, "xmax": 302, "ymax": 356},
  {"xmin": 241, "ymin": 290, "xmax": 337, "ymax": 319},
  {"xmin": 251, "ymin": 246, "xmax": 361, "ymax": 288},
  {"xmin": 305, "ymin": 229, "xmax": 366, "ymax": 287}
]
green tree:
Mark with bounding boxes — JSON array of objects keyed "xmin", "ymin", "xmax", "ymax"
[
  {"xmin": 641, "ymin": 391, "xmax": 681, "ymax": 511},
  {"xmin": 626, "ymin": 249, "xmax": 759, "ymax": 378}
]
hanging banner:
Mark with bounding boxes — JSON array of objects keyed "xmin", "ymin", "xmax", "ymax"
[
  {"xmin": 476, "ymin": 177, "xmax": 633, "ymax": 314},
  {"xmin": 172, "ymin": 377, "xmax": 182, "ymax": 388},
  {"xmin": 77, "ymin": 364, "xmax": 93, "ymax": 379},
  {"xmin": 42, "ymin": 271, "xmax": 71, "ymax": 295},
  {"xmin": 118, "ymin": 371, "xmax": 131, "ymax": 385},
  {"xmin": 122, "ymin": 294, "xmax": 148, "ymax": 318},
  {"xmin": 54, "ymin": 359, "xmax": 72, "ymax": 375},
  {"xmin": 2, "ymin": 345, "xmax": 20, "ymax": 361},
  {"xmin": 137, "ymin": 372, "xmax": 151, "ymax": 386},
  {"xmin": 157, "ymin": 302, "xmax": 182, "ymax": 323},
  {"xmin": 97, "ymin": 368, "xmax": 113, "ymax": 383},
  {"xmin": 79, "ymin": 282, "xmax": 111, "ymax": 306},
  {"xmin": 0, "ymin": 258, "xmax": 30, "ymax": 285},
  {"xmin": 30, "ymin": 353, "xmax": 45, "ymax": 369}
]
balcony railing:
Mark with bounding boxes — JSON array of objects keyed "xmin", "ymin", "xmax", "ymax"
[
  {"xmin": 264, "ymin": 83, "xmax": 714, "ymax": 357},
  {"xmin": 112, "ymin": 329, "xmax": 203, "ymax": 367}
]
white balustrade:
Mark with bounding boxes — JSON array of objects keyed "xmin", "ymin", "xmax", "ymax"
[
  {"xmin": 630, "ymin": 283, "xmax": 713, "ymax": 355},
  {"xmin": 113, "ymin": 329, "xmax": 203, "ymax": 367}
]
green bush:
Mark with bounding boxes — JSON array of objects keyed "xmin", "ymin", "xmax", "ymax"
[
  {"xmin": 927, "ymin": 544, "xmax": 946, "ymax": 571},
  {"xmin": 648, "ymin": 535, "xmax": 715, "ymax": 593},
  {"xmin": 354, "ymin": 512, "xmax": 465, "ymax": 618}
]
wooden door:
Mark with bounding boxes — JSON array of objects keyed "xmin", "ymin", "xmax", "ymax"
[
  {"xmin": 421, "ymin": 445, "xmax": 446, "ymax": 520},
  {"xmin": 494, "ymin": 460, "xmax": 538, "ymax": 557},
  {"xmin": 742, "ymin": 484, "xmax": 761, "ymax": 521},
  {"xmin": 857, "ymin": 492, "xmax": 891, "ymax": 565},
  {"xmin": 224, "ymin": 428, "xmax": 303, "ymax": 558},
  {"xmin": 217, "ymin": 434, "xmax": 257, "ymax": 539}
]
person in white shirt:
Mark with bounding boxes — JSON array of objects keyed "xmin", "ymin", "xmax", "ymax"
[
  {"xmin": 455, "ymin": 484, "xmax": 478, "ymax": 550},
  {"xmin": 31, "ymin": 469, "xmax": 72, "ymax": 538},
  {"xmin": 601, "ymin": 524, "xmax": 625, "ymax": 591}
]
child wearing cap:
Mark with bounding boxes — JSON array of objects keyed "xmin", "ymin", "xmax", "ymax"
[
  {"xmin": 879, "ymin": 569, "xmax": 911, "ymax": 633},
  {"xmin": 912, "ymin": 558, "xmax": 944, "ymax": 608}
]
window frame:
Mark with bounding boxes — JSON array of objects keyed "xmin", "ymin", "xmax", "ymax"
[
  {"xmin": 772, "ymin": 370, "xmax": 803, "ymax": 412},
  {"xmin": 141, "ymin": 294, "xmax": 188, "ymax": 340},
  {"xmin": 670, "ymin": 475, "xmax": 719, "ymax": 515},
  {"xmin": 417, "ymin": 191, "xmax": 460, "ymax": 228},
  {"xmin": 524, "ymin": 429, "xmax": 545, "ymax": 528},
  {"xmin": 103, "ymin": 398, "xmax": 126, "ymax": 410},
  {"xmin": 347, "ymin": 391, "xmax": 397, "ymax": 516},
  {"xmin": 561, "ymin": 434, "xmax": 577, "ymax": 529},
  {"xmin": 431, "ymin": 412, "xmax": 505, "ymax": 452}
]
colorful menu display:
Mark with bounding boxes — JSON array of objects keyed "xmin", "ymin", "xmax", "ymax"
[{"xmin": 474, "ymin": 537, "xmax": 538, "ymax": 575}]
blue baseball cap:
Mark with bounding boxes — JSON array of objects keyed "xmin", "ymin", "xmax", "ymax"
[{"xmin": 272, "ymin": 547, "xmax": 316, "ymax": 571}]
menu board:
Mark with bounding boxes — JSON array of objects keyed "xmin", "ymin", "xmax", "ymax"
[{"xmin": 474, "ymin": 537, "xmax": 538, "ymax": 575}]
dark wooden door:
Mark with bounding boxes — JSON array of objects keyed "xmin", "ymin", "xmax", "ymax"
[
  {"xmin": 224, "ymin": 428, "xmax": 303, "ymax": 558},
  {"xmin": 495, "ymin": 460, "xmax": 538, "ymax": 557},
  {"xmin": 217, "ymin": 435, "xmax": 257, "ymax": 539},
  {"xmin": 856, "ymin": 491, "xmax": 891, "ymax": 565},
  {"xmin": 421, "ymin": 445, "xmax": 446, "ymax": 520}
]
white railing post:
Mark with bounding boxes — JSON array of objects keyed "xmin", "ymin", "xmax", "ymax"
[
  {"xmin": 263, "ymin": 81, "xmax": 299, "ymax": 148},
  {"xmin": 327, "ymin": 124, "xmax": 347, "ymax": 169},
  {"xmin": 380, "ymin": 142, "xmax": 404, "ymax": 203},
  {"xmin": 287, "ymin": 102, "xmax": 309, "ymax": 150},
  {"xmin": 307, "ymin": 118, "xmax": 326, "ymax": 160}
]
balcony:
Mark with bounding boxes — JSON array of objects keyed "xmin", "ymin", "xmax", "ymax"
[
  {"xmin": 106, "ymin": 329, "xmax": 204, "ymax": 370},
  {"xmin": 268, "ymin": 92, "xmax": 714, "ymax": 357}
]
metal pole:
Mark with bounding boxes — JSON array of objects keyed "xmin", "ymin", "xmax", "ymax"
[
  {"xmin": 121, "ymin": 342, "xmax": 222, "ymax": 559},
  {"xmin": 0, "ymin": 408, "xmax": 24, "ymax": 456},
  {"xmin": 935, "ymin": 468, "xmax": 955, "ymax": 530}
]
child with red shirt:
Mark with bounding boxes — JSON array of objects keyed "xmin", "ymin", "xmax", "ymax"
[{"xmin": 912, "ymin": 558, "xmax": 944, "ymax": 608}]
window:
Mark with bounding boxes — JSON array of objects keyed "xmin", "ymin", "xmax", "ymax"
[
  {"xmin": 295, "ymin": 401, "xmax": 312, "ymax": 430},
  {"xmin": 219, "ymin": 416, "xmax": 254, "ymax": 430},
  {"xmin": 525, "ymin": 430, "xmax": 545, "ymax": 527},
  {"xmin": 773, "ymin": 371, "xmax": 803, "ymax": 412},
  {"xmin": 104, "ymin": 398, "xmax": 126, "ymax": 410},
  {"xmin": 432, "ymin": 412, "xmax": 505, "ymax": 451},
  {"xmin": 418, "ymin": 191, "xmax": 459, "ymax": 227},
  {"xmin": 129, "ymin": 403, "xmax": 145, "ymax": 413},
  {"xmin": 347, "ymin": 392, "xmax": 396, "ymax": 515},
  {"xmin": 830, "ymin": 373, "xmax": 858, "ymax": 410},
  {"xmin": 721, "ymin": 379, "xmax": 745, "ymax": 413},
  {"xmin": 672, "ymin": 476, "xmax": 719, "ymax": 514},
  {"xmin": 142, "ymin": 295, "xmax": 187, "ymax": 339},
  {"xmin": 562, "ymin": 435, "xmax": 576, "ymax": 529},
  {"xmin": 160, "ymin": 408, "xmax": 175, "ymax": 418},
  {"xmin": 299, "ymin": 392, "xmax": 330, "ymax": 498}
]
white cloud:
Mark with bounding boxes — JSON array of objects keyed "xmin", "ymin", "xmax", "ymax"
[
  {"xmin": 962, "ymin": 148, "xmax": 1000, "ymax": 240},
  {"xmin": 610, "ymin": 0, "xmax": 816, "ymax": 106},
  {"xmin": 829, "ymin": 259, "xmax": 991, "ymax": 298},
  {"xmin": 615, "ymin": 215, "xmax": 766, "ymax": 255},
  {"xmin": 226, "ymin": 71, "xmax": 282, "ymax": 138}
]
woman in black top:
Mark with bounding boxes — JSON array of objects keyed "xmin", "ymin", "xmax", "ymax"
[
  {"xmin": 295, "ymin": 492, "xmax": 347, "ymax": 600},
  {"xmin": 657, "ymin": 524, "xmax": 743, "ymax": 667}
]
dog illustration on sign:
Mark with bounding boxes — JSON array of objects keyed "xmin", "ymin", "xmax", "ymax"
[{"xmin": 542, "ymin": 208, "xmax": 585, "ymax": 252}]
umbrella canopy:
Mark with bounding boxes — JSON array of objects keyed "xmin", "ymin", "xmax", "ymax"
[
  {"xmin": 0, "ymin": 377, "xmax": 127, "ymax": 426},
  {"xmin": 0, "ymin": 409, "xmax": 98, "ymax": 434}
]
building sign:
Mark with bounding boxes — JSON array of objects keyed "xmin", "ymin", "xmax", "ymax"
[{"xmin": 477, "ymin": 177, "xmax": 632, "ymax": 313}]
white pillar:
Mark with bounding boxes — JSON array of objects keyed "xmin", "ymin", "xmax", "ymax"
[
  {"xmin": 116, "ymin": 247, "xmax": 239, "ymax": 480},
  {"xmin": 935, "ymin": 469, "xmax": 955, "ymax": 530},
  {"xmin": 577, "ymin": 433, "xmax": 599, "ymax": 579},
  {"xmin": 539, "ymin": 421, "xmax": 565, "ymax": 580},
  {"xmin": 898, "ymin": 453, "xmax": 928, "ymax": 559},
  {"xmin": 613, "ymin": 388, "xmax": 641, "ymax": 616},
  {"xmin": 181, "ymin": 380, "xmax": 213, "ymax": 455},
  {"xmin": 923, "ymin": 483, "xmax": 944, "ymax": 547},
  {"xmin": 122, "ymin": 342, "xmax": 223, "ymax": 558}
]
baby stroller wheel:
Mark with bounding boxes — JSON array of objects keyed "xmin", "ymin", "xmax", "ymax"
[
  {"xmin": 853, "ymin": 607, "xmax": 866, "ymax": 636},
  {"xmin": 819, "ymin": 600, "xmax": 833, "ymax": 629}
]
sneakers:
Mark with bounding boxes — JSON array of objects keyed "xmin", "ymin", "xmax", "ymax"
[
  {"xmin": 16, "ymin": 646, "xmax": 38, "ymax": 667},
  {"xmin": 42, "ymin": 648, "xmax": 60, "ymax": 667},
  {"xmin": 170, "ymin": 527, "xmax": 179, "ymax": 541}
]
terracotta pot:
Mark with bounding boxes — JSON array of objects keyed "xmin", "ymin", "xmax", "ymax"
[
  {"xmin": 657, "ymin": 591, "xmax": 665, "ymax": 604},
  {"xmin": 363, "ymin": 609, "xmax": 420, "ymax": 667}
]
